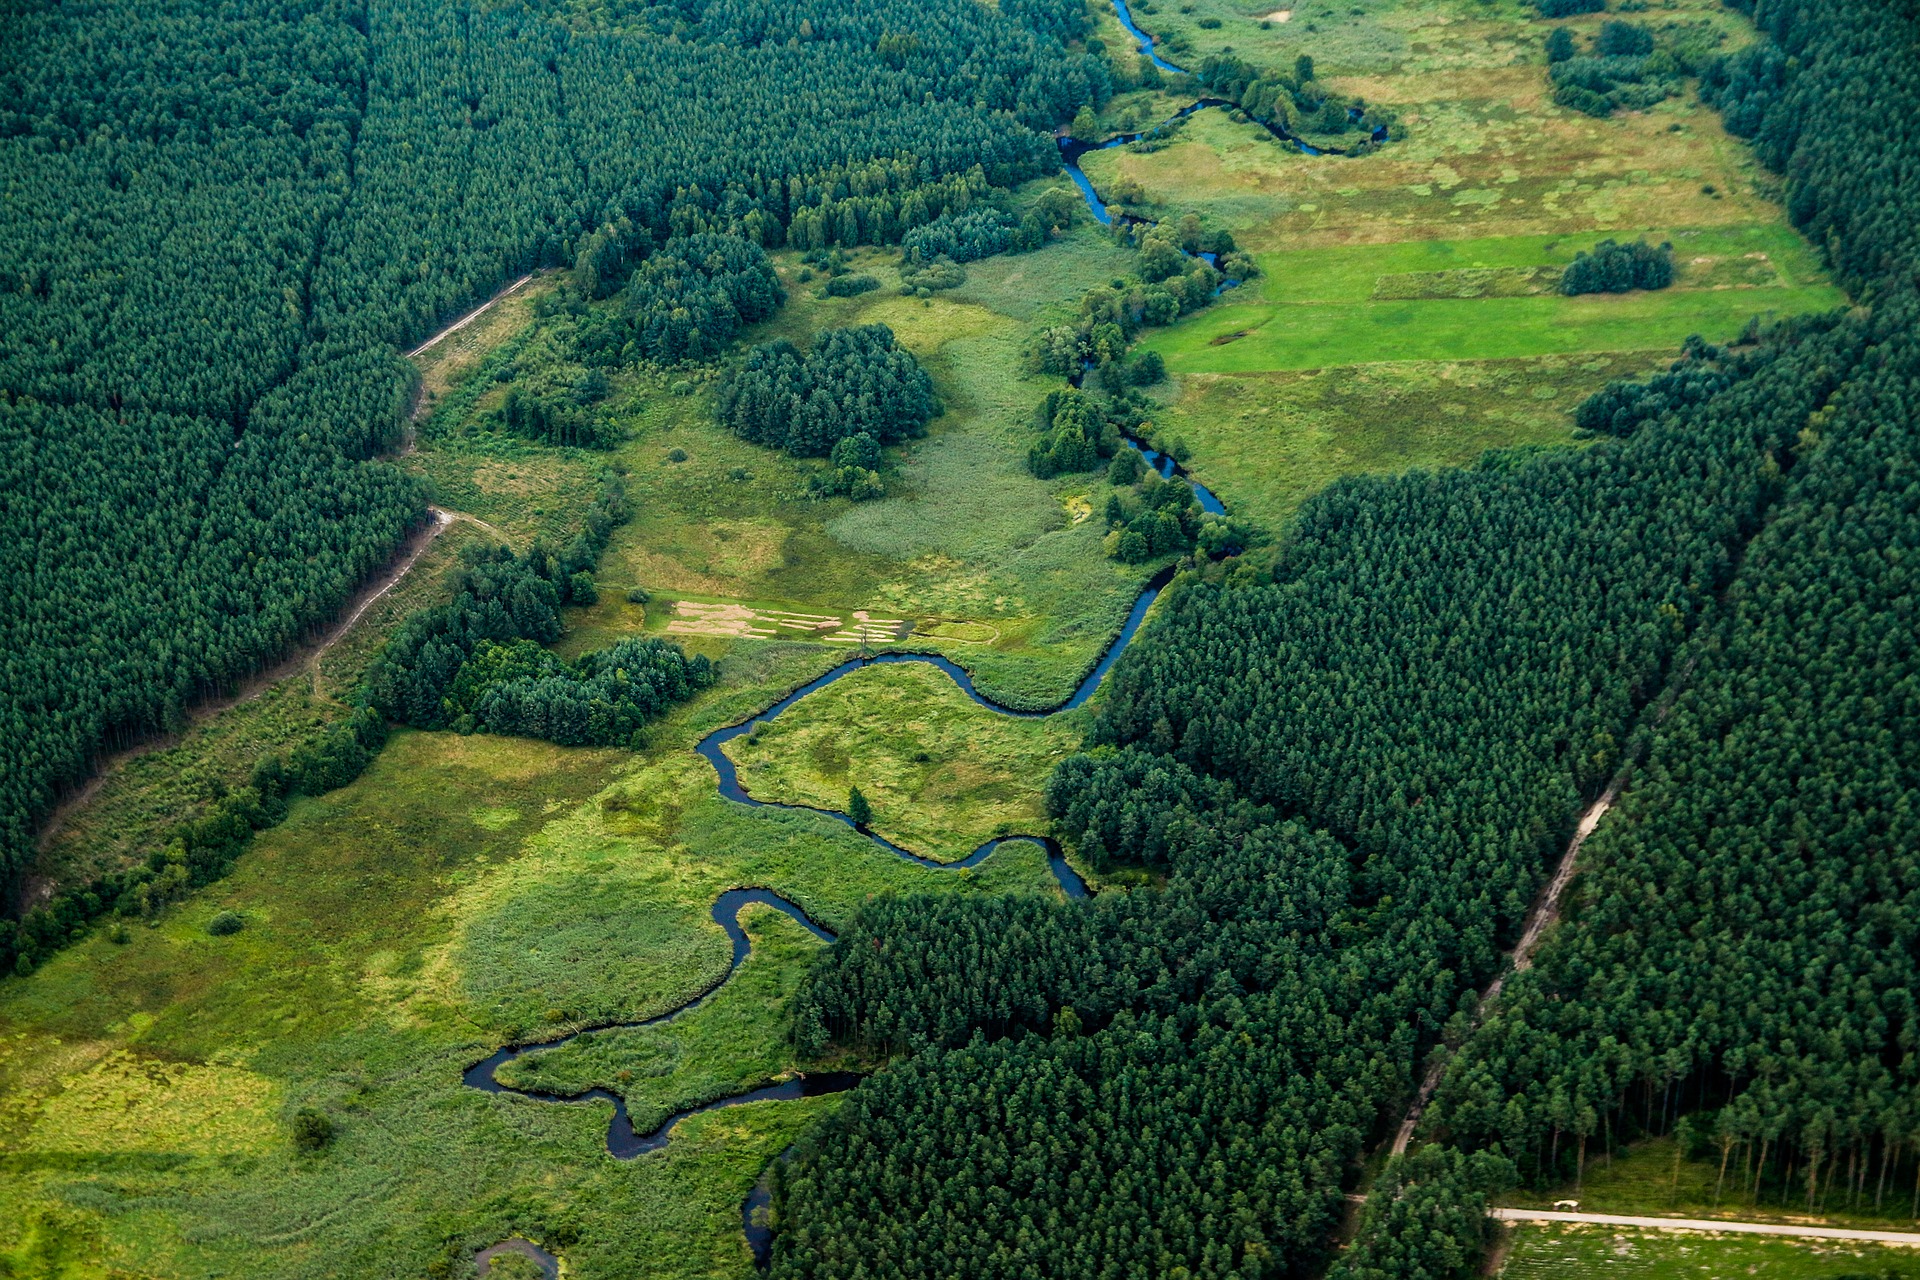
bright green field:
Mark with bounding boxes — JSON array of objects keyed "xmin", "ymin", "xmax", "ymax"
[
  {"xmin": 1498, "ymin": 1223, "xmax": 1920, "ymax": 1279},
  {"xmin": 1145, "ymin": 227, "xmax": 1844, "ymax": 374}
]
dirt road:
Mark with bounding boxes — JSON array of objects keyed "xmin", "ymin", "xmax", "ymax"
[
  {"xmin": 1491, "ymin": 1207, "xmax": 1920, "ymax": 1246},
  {"xmin": 405, "ymin": 275, "xmax": 534, "ymax": 359}
]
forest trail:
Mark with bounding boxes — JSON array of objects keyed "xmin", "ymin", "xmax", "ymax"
[
  {"xmin": 30, "ymin": 507, "xmax": 477, "ymax": 863},
  {"xmin": 405, "ymin": 274, "xmax": 535, "ymax": 359},
  {"xmin": 1388, "ymin": 784, "xmax": 1620, "ymax": 1156},
  {"xmin": 1488, "ymin": 1208, "xmax": 1920, "ymax": 1246}
]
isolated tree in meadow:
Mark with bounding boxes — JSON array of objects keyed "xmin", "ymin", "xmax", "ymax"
[{"xmin": 848, "ymin": 786, "xmax": 873, "ymax": 827}]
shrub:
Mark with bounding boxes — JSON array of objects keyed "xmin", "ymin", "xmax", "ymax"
[
  {"xmin": 206, "ymin": 910, "xmax": 244, "ymax": 936},
  {"xmin": 625, "ymin": 586, "xmax": 650, "ymax": 604},
  {"xmin": 823, "ymin": 273, "xmax": 880, "ymax": 298},
  {"xmin": 290, "ymin": 1108, "xmax": 334, "ymax": 1152},
  {"xmin": 1535, "ymin": 0, "xmax": 1604, "ymax": 14}
]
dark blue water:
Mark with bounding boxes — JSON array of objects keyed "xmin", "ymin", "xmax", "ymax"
[{"xmin": 463, "ymin": 889, "xmax": 848, "ymax": 1158}]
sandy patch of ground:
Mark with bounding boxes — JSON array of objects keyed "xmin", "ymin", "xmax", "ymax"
[{"xmin": 664, "ymin": 601, "xmax": 909, "ymax": 643}]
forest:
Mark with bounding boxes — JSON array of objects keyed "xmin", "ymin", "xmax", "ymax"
[
  {"xmin": 4, "ymin": 0, "xmax": 1916, "ymax": 1272},
  {"xmin": 764, "ymin": 0, "xmax": 1920, "ymax": 1275},
  {"xmin": 0, "ymin": 0, "xmax": 1102, "ymax": 923}
]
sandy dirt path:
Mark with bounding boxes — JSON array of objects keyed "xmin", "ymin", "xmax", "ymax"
[
  {"xmin": 30, "ymin": 507, "xmax": 478, "ymax": 864},
  {"xmin": 405, "ymin": 275, "xmax": 534, "ymax": 359},
  {"xmin": 1490, "ymin": 1207, "xmax": 1920, "ymax": 1246}
]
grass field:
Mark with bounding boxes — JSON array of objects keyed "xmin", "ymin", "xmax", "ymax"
[
  {"xmin": 0, "ymin": 648, "xmax": 1063, "ymax": 1276},
  {"xmin": 1149, "ymin": 351, "xmax": 1660, "ymax": 530},
  {"xmin": 1497, "ymin": 1222, "xmax": 1920, "ymax": 1279},
  {"xmin": 723, "ymin": 662, "xmax": 1086, "ymax": 863},
  {"xmin": 1142, "ymin": 225, "xmax": 1843, "ymax": 373}
]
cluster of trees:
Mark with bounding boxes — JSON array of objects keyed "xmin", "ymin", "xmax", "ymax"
[
  {"xmin": 572, "ymin": 233, "xmax": 787, "ymax": 366},
  {"xmin": 898, "ymin": 193, "xmax": 1073, "ymax": 266},
  {"xmin": 1196, "ymin": 52, "xmax": 1400, "ymax": 141},
  {"xmin": 1415, "ymin": 0, "xmax": 1920, "ymax": 1238},
  {"xmin": 1102, "ymin": 470, "xmax": 1214, "ymax": 563},
  {"xmin": 1027, "ymin": 388, "xmax": 1123, "ymax": 479},
  {"xmin": 771, "ymin": 218, "xmax": 1825, "ymax": 1268},
  {"xmin": 716, "ymin": 325, "xmax": 940, "ymax": 456},
  {"xmin": 1547, "ymin": 22, "xmax": 1681, "ymax": 116},
  {"xmin": 445, "ymin": 636, "xmax": 714, "ymax": 747},
  {"xmin": 1561, "ymin": 237, "xmax": 1675, "ymax": 294},
  {"xmin": 1027, "ymin": 255, "xmax": 1224, "ymax": 376},
  {"xmin": 807, "ymin": 432, "xmax": 887, "ymax": 501},
  {"xmin": 1, "ymin": 0, "xmax": 1110, "ymax": 911}
]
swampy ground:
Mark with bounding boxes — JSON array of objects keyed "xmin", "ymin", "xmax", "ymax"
[{"xmin": 0, "ymin": 0, "xmax": 1844, "ymax": 1273}]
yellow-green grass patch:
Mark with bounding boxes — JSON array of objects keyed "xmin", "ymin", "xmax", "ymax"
[
  {"xmin": 1156, "ymin": 352, "xmax": 1661, "ymax": 532},
  {"xmin": 1497, "ymin": 1221, "xmax": 1920, "ymax": 1279},
  {"xmin": 723, "ymin": 662, "xmax": 1084, "ymax": 863}
]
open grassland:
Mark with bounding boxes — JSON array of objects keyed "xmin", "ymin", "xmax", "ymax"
[
  {"xmin": 0, "ymin": 644, "xmax": 1065, "ymax": 1276},
  {"xmin": 471, "ymin": 228, "xmax": 1165, "ymax": 711},
  {"xmin": 492, "ymin": 906, "xmax": 842, "ymax": 1131},
  {"xmin": 724, "ymin": 663, "xmax": 1086, "ymax": 863},
  {"xmin": 1497, "ymin": 1222, "xmax": 1920, "ymax": 1279},
  {"xmin": 1077, "ymin": 0, "xmax": 1840, "ymax": 539},
  {"xmin": 1141, "ymin": 225, "xmax": 1842, "ymax": 373},
  {"xmin": 1153, "ymin": 351, "xmax": 1659, "ymax": 532}
]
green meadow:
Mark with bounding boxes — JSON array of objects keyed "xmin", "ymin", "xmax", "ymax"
[{"xmin": 1145, "ymin": 227, "xmax": 1844, "ymax": 374}]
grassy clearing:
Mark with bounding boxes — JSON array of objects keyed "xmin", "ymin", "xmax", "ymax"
[
  {"xmin": 493, "ymin": 906, "xmax": 843, "ymax": 1133},
  {"xmin": 1496, "ymin": 1222, "xmax": 1920, "ymax": 1279},
  {"xmin": 1155, "ymin": 351, "xmax": 1659, "ymax": 532},
  {"xmin": 0, "ymin": 645, "xmax": 1065, "ymax": 1277},
  {"xmin": 723, "ymin": 663, "xmax": 1085, "ymax": 863},
  {"xmin": 412, "ymin": 273, "xmax": 562, "ymax": 407},
  {"xmin": 1502, "ymin": 1137, "xmax": 1920, "ymax": 1233}
]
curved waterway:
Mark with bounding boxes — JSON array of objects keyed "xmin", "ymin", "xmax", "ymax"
[
  {"xmin": 1058, "ymin": 0, "xmax": 1385, "ymax": 226},
  {"xmin": 464, "ymin": 5, "xmax": 1272, "ymax": 1260},
  {"xmin": 464, "ymin": 889, "xmax": 857, "ymax": 1157}
]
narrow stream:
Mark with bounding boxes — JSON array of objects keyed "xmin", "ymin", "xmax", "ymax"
[{"xmin": 468, "ymin": 6, "xmax": 1280, "ymax": 1265}]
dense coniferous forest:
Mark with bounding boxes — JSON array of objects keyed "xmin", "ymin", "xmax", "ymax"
[
  {"xmin": 1419, "ymin": 0, "xmax": 1920, "ymax": 1239},
  {"xmin": 773, "ymin": 306, "xmax": 1845, "ymax": 1274},
  {"xmin": 0, "ymin": 0, "xmax": 1102, "ymax": 909},
  {"xmin": 768, "ymin": 1, "xmax": 1920, "ymax": 1275}
]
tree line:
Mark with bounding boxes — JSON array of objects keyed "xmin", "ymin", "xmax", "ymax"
[{"xmin": 0, "ymin": 0, "xmax": 1107, "ymax": 906}]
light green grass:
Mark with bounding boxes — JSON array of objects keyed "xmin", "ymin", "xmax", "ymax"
[
  {"xmin": 723, "ymin": 662, "xmax": 1086, "ymax": 863},
  {"xmin": 1498, "ymin": 1222, "xmax": 1920, "ymax": 1279},
  {"xmin": 1144, "ymin": 226, "xmax": 1844, "ymax": 373}
]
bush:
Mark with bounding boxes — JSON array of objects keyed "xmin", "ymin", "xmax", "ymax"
[
  {"xmin": 290, "ymin": 1108, "xmax": 334, "ymax": 1153},
  {"xmin": 206, "ymin": 910, "xmax": 244, "ymax": 936},
  {"xmin": 823, "ymin": 273, "xmax": 880, "ymax": 298},
  {"xmin": 625, "ymin": 586, "xmax": 650, "ymax": 604},
  {"xmin": 1535, "ymin": 0, "xmax": 1604, "ymax": 14},
  {"xmin": 1595, "ymin": 19, "xmax": 1652, "ymax": 56}
]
